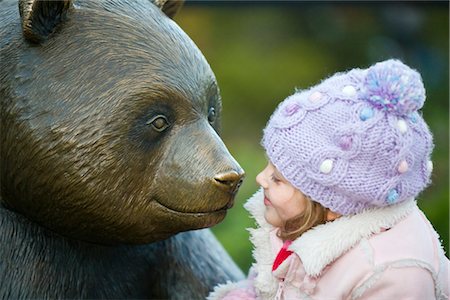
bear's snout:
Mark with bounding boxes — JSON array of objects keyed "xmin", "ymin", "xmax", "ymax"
[{"xmin": 214, "ymin": 170, "xmax": 244, "ymax": 196}]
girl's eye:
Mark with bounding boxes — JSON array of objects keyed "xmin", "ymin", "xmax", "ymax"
[
  {"xmin": 208, "ymin": 107, "xmax": 216, "ymax": 124},
  {"xmin": 146, "ymin": 115, "xmax": 170, "ymax": 132},
  {"xmin": 271, "ymin": 174, "xmax": 280, "ymax": 183}
]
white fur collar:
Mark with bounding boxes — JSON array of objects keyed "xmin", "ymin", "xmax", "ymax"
[
  {"xmin": 243, "ymin": 189, "xmax": 279, "ymax": 299},
  {"xmin": 244, "ymin": 189, "xmax": 417, "ymax": 280}
]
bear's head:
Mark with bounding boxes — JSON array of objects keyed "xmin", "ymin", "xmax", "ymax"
[{"xmin": 0, "ymin": 0, "xmax": 244, "ymax": 244}]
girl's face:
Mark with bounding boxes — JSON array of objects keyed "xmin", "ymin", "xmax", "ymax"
[{"xmin": 256, "ymin": 162, "xmax": 308, "ymax": 227}]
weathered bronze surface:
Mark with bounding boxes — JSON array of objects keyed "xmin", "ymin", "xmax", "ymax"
[{"xmin": 0, "ymin": 0, "xmax": 245, "ymax": 297}]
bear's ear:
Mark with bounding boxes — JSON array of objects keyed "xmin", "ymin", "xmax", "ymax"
[
  {"xmin": 153, "ymin": 0, "xmax": 184, "ymax": 19},
  {"xmin": 19, "ymin": 0, "xmax": 72, "ymax": 43}
]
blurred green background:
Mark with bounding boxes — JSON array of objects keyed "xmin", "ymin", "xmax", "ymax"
[{"xmin": 175, "ymin": 1, "xmax": 449, "ymax": 272}]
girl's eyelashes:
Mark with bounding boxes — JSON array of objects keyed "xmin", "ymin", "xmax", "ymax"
[{"xmin": 271, "ymin": 174, "xmax": 280, "ymax": 183}]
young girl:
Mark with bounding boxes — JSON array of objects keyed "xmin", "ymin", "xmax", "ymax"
[{"xmin": 208, "ymin": 59, "xmax": 449, "ymax": 300}]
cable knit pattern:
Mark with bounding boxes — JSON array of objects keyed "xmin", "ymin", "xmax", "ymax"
[{"xmin": 263, "ymin": 59, "xmax": 434, "ymax": 215}]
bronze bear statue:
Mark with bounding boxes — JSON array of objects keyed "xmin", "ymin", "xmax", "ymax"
[{"xmin": 0, "ymin": 0, "xmax": 245, "ymax": 298}]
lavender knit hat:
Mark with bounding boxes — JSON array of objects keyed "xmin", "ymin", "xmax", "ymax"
[{"xmin": 263, "ymin": 59, "xmax": 434, "ymax": 215}]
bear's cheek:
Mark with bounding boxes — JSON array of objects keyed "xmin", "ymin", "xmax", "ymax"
[{"xmin": 77, "ymin": 119, "xmax": 241, "ymax": 242}]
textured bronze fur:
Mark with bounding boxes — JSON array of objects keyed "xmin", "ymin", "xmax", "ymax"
[{"xmin": 0, "ymin": 0, "xmax": 244, "ymax": 297}]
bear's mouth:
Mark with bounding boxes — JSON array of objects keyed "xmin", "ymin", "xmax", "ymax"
[{"xmin": 153, "ymin": 195, "xmax": 234, "ymax": 216}]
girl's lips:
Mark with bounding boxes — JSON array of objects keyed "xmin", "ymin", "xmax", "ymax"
[{"xmin": 264, "ymin": 197, "xmax": 272, "ymax": 206}]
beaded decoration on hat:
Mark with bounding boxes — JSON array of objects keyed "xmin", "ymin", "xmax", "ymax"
[{"xmin": 262, "ymin": 59, "xmax": 434, "ymax": 215}]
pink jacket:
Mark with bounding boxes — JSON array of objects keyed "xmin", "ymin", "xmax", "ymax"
[{"xmin": 209, "ymin": 190, "xmax": 449, "ymax": 300}]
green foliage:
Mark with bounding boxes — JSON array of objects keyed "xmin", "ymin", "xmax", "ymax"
[{"xmin": 177, "ymin": 2, "xmax": 449, "ymax": 272}]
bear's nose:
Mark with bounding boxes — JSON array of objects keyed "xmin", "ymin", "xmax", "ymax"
[{"xmin": 214, "ymin": 170, "xmax": 244, "ymax": 195}]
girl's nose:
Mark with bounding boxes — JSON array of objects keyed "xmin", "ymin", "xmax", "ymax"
[{"xmin": 256, "ymin": 169, "xmax": 267, "ymax": 188}]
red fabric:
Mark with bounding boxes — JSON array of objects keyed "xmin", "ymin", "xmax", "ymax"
[{"xmin": 272, "ymin": 240, "xmax": 293, "ymax": 271}]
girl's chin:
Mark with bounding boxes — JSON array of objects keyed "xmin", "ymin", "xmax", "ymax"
[{"xmin": 264, "ymin": 210, "xmax": 282, "ymax": 227}]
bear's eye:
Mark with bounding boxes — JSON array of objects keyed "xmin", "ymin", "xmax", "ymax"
[
  {"xmin": 146, "ymin": 115, "xmax": 170, "ymax": 132},
  {"xmin": 208, "ymin": 107, "xmax": 216, "ymax": 124}
]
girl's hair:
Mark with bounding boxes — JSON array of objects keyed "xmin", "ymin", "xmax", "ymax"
[{"xmin": 277, "ymin": 196, "xmax": 329, "ymax": 241}]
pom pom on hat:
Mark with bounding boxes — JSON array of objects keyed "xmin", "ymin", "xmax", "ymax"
[{"xmin": 361, "ymin": 59, "xmax": 425, "ymax": 116}]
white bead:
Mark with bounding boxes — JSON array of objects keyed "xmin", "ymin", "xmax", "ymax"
[
  {"xmin": 309, "ymin": 91, "xmax": 323, "ymax": 102},
  {"xmin": 396, "ymin": 119, "xmax": 408, "ymax": 133},
  {"xmin": 398, "ymin": 160, "xmax": 409, "ymax": 173},
  {"xmin": 342, "ymin": 85, "xmax": 356, "ymax": 97},
  {"xmin": 427, "ymin": 160, "xmax": 433, "ymax": 173},
  {"xmin": 319, "ymin": 159, "xmax": 333, "ymax": 174}
]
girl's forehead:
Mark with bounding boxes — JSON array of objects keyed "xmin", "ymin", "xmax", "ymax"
[{"xmin": 267, "ymin": 161, "xmax": 276, "ymax": 171}]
